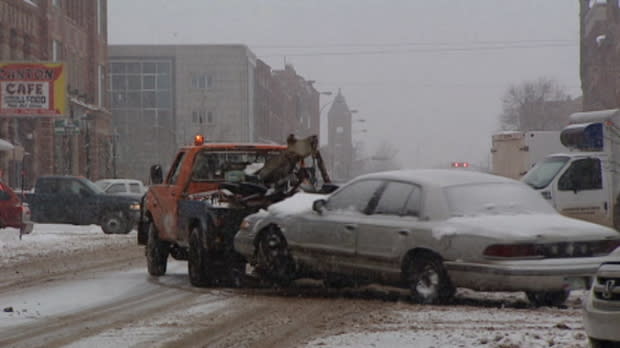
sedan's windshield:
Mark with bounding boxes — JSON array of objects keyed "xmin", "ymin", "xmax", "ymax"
[
  {"xmin": 522, "ymin": 156, "xmax": 569, "ymax": 189},
  {"xmin": 445, "ymin": 183, "xmax": 556, "ymax": 216}
]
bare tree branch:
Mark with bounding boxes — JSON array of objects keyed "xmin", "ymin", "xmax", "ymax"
[{"xmin": 499, "ymin": 77, "xmax": 578, "ymax": 131}]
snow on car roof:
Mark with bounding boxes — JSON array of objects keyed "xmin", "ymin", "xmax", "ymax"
[{"xmin": 355, "ymin": 169, "xmax": 515, "ymax": 188}]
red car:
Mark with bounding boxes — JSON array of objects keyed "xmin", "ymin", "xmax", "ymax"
[{"xmin": 0, "ymin": 182, "xmax": 33, "ymax": 235}]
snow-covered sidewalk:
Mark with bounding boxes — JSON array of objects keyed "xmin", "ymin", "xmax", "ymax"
[{"xmin": 0, "ymin": 224, "xmax": 135, "ymax": 266}]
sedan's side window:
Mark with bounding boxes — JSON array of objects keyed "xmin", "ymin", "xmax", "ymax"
[
  {"xmin": 326, "ymin": 180, "xmax": 383, "ymax": 213},
  {"xmin": 404, "ymin": 186, "xmax": 422, "ymax": 217},
  {"xmin": 373, "ymin": 181, "xmax": 415, "ymax": 216}
]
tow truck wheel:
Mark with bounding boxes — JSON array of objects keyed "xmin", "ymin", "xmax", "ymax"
[
  {"xmin": 256, "ymin": 225, "xmax": 294, "ymax": 286},
  {"xmin": 146, "ymin": 221, "xmax": 169, "ymax": 276},
  {"xmin": 188, "ymin": 226, "xmax": 212, "ymax": 287},
  {"xmin": 101, "ymin": 210, "xmax": 130, "ymax": 234}
]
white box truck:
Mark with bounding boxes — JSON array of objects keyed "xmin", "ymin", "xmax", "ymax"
[
  {"xmin": 491, "ymin": 131, "xmax": 568, "ymax": 179},
  {"xmin": 523, "ymin": 109, "xmax": 620, "ymax": 229}
]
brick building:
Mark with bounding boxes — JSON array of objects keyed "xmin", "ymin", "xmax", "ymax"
[
  {"xmin": 0, "ymin": 0, "xmax": 111, "ymax": 188},
  {"xmin": 580, "ymin": 0, "xmax": 620, "ymax": 111},
  {"xmin": 255, "ymin": 61, "xmax": 319, "ymax": 143}
]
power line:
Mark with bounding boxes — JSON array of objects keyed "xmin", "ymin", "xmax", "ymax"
[
  {"xmin": 251, "ymin": 39, "xmax": 577, "ymax": 49},
  {"xmin": 258, "ymin": 42, "xmax": 576, "ymax": 58}
]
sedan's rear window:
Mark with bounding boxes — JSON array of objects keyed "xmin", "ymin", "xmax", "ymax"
[{"xmin": 445, "ymin": 183, "xmax": 556, "ymax": 217}]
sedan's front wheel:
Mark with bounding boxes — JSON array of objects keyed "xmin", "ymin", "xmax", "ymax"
[
  {"xmin": 404, "ymin": 253, "xmax": 454, "ymax": 304},
  {"xmin": 255, "ymin": 226, "xmax": 294, "ymax": 286},
  {"xmin": 526, "ymin": 290, "xmax": 570, "ymax": 307}
]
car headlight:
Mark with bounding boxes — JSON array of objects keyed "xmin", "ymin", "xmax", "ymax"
[{"xmin": 129, "ymin": 203, "xmax": 141, "ymax": 210}]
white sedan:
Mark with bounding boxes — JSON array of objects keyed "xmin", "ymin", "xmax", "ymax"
[{"xmin": 234, "ymin": 169, "xmax": 620, "ymax": 306}]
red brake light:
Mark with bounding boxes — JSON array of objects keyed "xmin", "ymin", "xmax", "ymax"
[{"xmin": 483, "ymin": 244, "xmax": 544, "ymax": 258}]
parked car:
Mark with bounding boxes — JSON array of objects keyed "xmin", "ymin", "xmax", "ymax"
[
  {"xmin": 23, "ymin": 176, "xmax": 141, "ymax": 234},
  {"xmin": 0, "ymin": 181, "xmax": 33, "ymax": 234},
  {"xmin": 583, "ymin": 248, "xmax": 620, "ymax": 347},
  {"xmin": 234, "ymin": 169, "xmax": 620, "ymax": 306},
  {"xmin": 95, "ymin": 179, "xmax": 146, "ymax": 197}
]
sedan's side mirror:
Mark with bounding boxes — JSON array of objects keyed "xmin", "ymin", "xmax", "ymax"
[
  {"xmin": 313, "ymin": 199, "xmax": 327, "ymax": 214},
  {"xmin": 150, "ymin": 164, "xmax": 163, "ymax": 185}
]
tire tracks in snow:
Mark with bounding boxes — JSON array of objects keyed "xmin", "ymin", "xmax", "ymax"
[
  {"xmin": 159, "ymin": 294, "xmax": 386, "ymax": 348},
  {"xmin": 0, "ymin": 243, "xmax": 144, "ymax": 292}
]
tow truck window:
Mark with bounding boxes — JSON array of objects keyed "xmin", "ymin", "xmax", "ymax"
[
  {"xmin": 191, "ymin": 151, "xmax": 277, "ymax": 182},
  {"xmin": 168, "ymin": 152, "xmax": 187, "ymax": 185}
]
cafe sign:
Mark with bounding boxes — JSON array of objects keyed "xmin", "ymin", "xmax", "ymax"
[{"xmin": 0, "ymin": 62, "xmax": 67, "ymax": 116}]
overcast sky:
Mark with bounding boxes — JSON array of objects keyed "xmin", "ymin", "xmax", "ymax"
[{"xmin": 108, "ymin": 0, "xmax": 580, "ymax": 169}]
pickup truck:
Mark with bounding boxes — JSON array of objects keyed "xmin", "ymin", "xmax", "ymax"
[
  {"xmin": 139, "ymin": 134, "xmax": 332, "ymax": 287},
  {"xmin": 23, "ymin": 176, "xmax": 142, "ymax": 234}
]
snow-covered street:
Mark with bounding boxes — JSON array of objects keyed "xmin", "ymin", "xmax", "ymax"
[{"xmin": 0, "ymin": 225, "xmax": 591, "ymax": 347}]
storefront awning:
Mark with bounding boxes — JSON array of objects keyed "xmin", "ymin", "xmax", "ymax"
[{"xmin": 0, "ymin": 139, "xmax": 15, "ymax": 151}]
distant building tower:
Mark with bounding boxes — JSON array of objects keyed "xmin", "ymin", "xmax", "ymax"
[
  {"xmin": 327, "ymin": 90, "xmax": 354, "ymax": 180},
  {"xmin": 580, "ymin": 0, "xmax": 619, "ymax": 111}
]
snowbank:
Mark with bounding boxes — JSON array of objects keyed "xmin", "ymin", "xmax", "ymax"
[{"xmin": 0, "ymin": 224, "xmax": 134, "ymax": 266}]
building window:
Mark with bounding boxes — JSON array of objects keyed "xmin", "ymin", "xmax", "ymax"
[
  {"xmin": 23, "ymin": 35, "xmax": 31, "ymax": 58},
  {"xmin": 97, "ymin": 0, "xmax": 103, "ymax": 35},
  {"xmin": 336, "ymin": 126, "xmax": 344, "ymax": 134},
  {"xmin": 52, "ymin": 40, "xmax": 62, "ymax": 61},
  {"xmin": 192, "ymin": 110, "xmax": 206, "ymax": 124},
  {"xmin": 191, "ymin": 73, "xmax": 212, "ymax": 89},
  {"xmin": 207, "ymin": 111, "xmax": 214, "ymax": 124},
  {"xmin": 98, "ymin": 65, "xmax": 105, "ymax": 106}
]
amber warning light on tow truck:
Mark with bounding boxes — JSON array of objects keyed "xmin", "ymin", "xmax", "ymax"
[{"xmin": 194, "ymin": 134, "xmax": 205, "ymax": 146}]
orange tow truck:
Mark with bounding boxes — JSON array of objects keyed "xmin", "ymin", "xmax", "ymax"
[{"xmin": 138, "ymin": 134, "xmax": 331, "ymax": 287}]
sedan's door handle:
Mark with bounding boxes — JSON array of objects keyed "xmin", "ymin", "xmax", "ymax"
[
  {"xmin": 398, "ymin": 230, "xmax": 409, "ymax": 236},
  {"xmin": 344, "ymin": 224, "xmax": 357, "ymax": 231}
]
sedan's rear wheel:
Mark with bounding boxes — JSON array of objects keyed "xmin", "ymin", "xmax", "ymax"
[
  {"xmin": 404, "ymin": 253, "xmax": 454, "ymax": 304},
  {"xmin": 255, "ymin": 226, "xmax": 294, "ymax": 286},
  {"xmin": 146, "ymin": 221, "xmax": 169, "ymax": 276},
  {"xmin": 526, "ymin": 290, "xmax": 570, "ymax": 307}
]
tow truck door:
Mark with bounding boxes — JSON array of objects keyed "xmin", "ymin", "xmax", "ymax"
[
  {"xmin": 552, "ymin": 157, "xmax": 612, "ymax": 227},
  {"xmin": 149, "ymin": 151, "xmax": 187, "ymax": 240}
]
